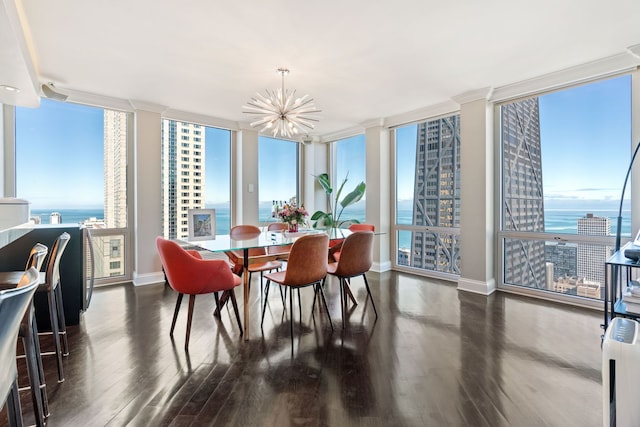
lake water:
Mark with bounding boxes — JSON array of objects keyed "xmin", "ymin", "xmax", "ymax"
[{"xmin": 32, "ymin": 207, "xmax": 633, "ymax": 249}]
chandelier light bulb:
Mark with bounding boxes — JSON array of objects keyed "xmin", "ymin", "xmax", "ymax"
[{"xmin": 243, "ymin": 68, "xmax": 321, "ymax": 139}]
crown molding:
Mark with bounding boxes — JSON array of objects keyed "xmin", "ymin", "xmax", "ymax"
[
  {"xmin": 57, "ymin": 88, "xmax": 133, "ymax": 111},
  {"xmin": 361, "ymin": 118, "xmax": 386, "ymax": 129},
  {"xmin": 451, "ymin": 87, "xmax": 493, "ymax": 105},
  {"xmin": 163, "ymin": 108, "xmax": 238, "ymax": 131},
  {"xmin": 627, "ymin": 44, "xmax": 640, "ymax": 59},
  {"xmin": 384, "ymin": 100, "xmax": 459, "ymax": 129},
  {"xmin": 491, "ymin": 50, "xmax": 640, "ymax": 103},
  {"xmin": 128, "ymin": 100, "xmax": 167, "ymax": 114},
  {"xmin": 321, "ymin": 125, "xmax": 365, "ymax": 143}
]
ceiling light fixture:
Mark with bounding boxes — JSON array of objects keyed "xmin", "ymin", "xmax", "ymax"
[
  {"xmin": 0, "ymin": 84, "xmax": 20, "ymax": 92},
  {"xmin": 243, "ymin": 68, "xmax": 321, "ymax": 139}
]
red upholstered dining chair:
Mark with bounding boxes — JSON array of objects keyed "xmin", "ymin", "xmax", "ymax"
[
  {"xmin": 326, "ymin": 231, "xmax": 378, "ymax": 327},
  {"xmin": 330, "ymin": 223, "xmax": 375, "ymax": 263},
  {"xmin": 156, "ymin": 237, "xmax": 243, "ymax": 350},
  {"xmin": 226, "ymin": 225, "xmax": 283, "ymax": 296},
  {"xmin": 262, "ymin": 233, "xmax": 332, "ymax": 351}
]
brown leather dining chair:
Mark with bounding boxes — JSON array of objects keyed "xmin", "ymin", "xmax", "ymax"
[
  {"xmin": 263, "ymin": 233, "xmax": 332, "ymax": 351},
  {"xmin": 227, "ymin": 225, "xmax": 283, "ymax": 297},
  {"xmin": 330, "ymin": 223, "xmax": 375, "ymax": 262},
  {"xmin": 157, "ymin": 237, "xmax": 243, "ymax": 350},
  {"xmin": 326, "ymin": 230, "xmax": 378, "ymax": 327}
]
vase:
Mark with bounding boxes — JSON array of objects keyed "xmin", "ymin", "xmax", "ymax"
[{"xmin": 287, "ymin": 222, "xmax": 298, "ymax": 232}]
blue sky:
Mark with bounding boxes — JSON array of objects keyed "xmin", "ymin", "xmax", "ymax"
[{"xmin": 15, "ymin": 74, "xmax": 633, "ymax": 212}]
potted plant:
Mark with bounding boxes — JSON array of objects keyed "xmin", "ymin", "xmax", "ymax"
[{"xmin": 311, "ymin": 173, "xmax": 366, "ymax": 230}]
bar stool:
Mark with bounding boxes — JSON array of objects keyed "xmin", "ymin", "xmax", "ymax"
[
  {"xmin": 38, "ymin": 232, "xmax": 71, "ymax": 383},
  {"xmin": 0, "ymin": 243, "xmax": 49, "ymax": 425},
  {"xmin": 0, "ymin": 268, "xmax": 40, "ymax": 427},
  {"xmin": 22, "ymin": 244, "xmax": 49, "ymax": 425}
]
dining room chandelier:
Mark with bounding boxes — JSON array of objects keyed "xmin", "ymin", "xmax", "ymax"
[{"xmin": 243, "ymin": 68, "xmax": 321, "ymax": 139}]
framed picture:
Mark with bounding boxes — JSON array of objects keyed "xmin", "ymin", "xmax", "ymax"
[{"xmin": 188, "ymin": 209, "xmax": 216, "ymax": 241}]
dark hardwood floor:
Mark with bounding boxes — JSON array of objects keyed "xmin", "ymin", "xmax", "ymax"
[{"xmin": 2, "ymin": 272, "xmax": 603, "ymax": 426}]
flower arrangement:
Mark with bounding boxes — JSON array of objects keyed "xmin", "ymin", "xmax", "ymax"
[{"xmin": 278, "ymin": 201, "xmax": 308, "ymax": 232}]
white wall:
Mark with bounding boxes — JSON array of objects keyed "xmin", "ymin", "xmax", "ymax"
[{"xmin": 132, "ymin": 109, "xmax": 163, "ymax": 286}]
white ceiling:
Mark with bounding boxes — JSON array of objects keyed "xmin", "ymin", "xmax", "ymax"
[{"xmin": 1, "ymin": 0, "xmax": 639, "ymax": 139}]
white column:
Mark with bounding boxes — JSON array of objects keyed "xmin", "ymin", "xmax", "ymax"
[
  {"xmin": 1, "ymin": 105, "xmax": 16, "ymax": 197},
  {"xmin": 364, "ymin": 122, "xmax": 391, "ymax": 272},
  {"xmin": 300, "ymin": 140, "xmax": 329, "ymax": 217},
  {"xmin": 454, "ymin": 89, "xmax": 496, "ymax": 295},
  {"xmin": 235, "ymin": 128, "xmax": 259, "ymax": 225},
  {"xmin": 132, "ymin": 108, "xmax": 163, "ymax": 286}
]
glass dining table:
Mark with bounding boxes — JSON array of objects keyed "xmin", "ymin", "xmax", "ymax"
[{"xmin": 180, "ymin": 227, "xmax": 352, "ymax": 340}]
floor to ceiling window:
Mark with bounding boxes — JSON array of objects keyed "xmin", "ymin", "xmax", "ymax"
[
  {"xmin": 160, "ymin": 119, "xmax": 231, "ymax": 239},
  {"xmin": 15, "ymin": 99, "xmax": 130, "ymax": 282},
  {"xmin": 393, "ymin": 115, "xmax": 461, "ymax": 278},
  {"xmin": 334, "ymin": 134, "xmax": 366, "ymax": 224},
  {"xmin": 258, "ymin": 136, "xmax": 298, "ymax": 224},
  {"xmin": 498, "ymin": 74, "xmax": 632, "ymax": 302}
]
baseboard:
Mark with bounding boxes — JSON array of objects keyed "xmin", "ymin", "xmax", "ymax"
[
  {"xmin": 457, "ymin": 277, "xmax": 496, "ymax": 295},
  {"xmin": 372, "ymin": 260, "xmax": 392, "ymax": 273},
  {"xmin": 133, "ymin": 271, "xmax": 165, "ymax": 287}
]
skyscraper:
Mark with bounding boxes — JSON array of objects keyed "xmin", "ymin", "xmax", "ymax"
[
  {"xmin": 577, "ymin": 213, "xmax": 610, "ymax": 286},
  {"xmin": 102, "ymin": 110, "xmax": 128, "ymax": 278},
  {"xmin": 104, "ymin": 110, "xmax": 128, "ymax": 228},
  {"xmin": 544, "ymin": 243, "xmax": 577, "ymax": 280},
  {"xmin": 409, "ymin": 116, "xmax": 461, "ymax": 273},
  {"xmin": 161, "ymin": 120, "xmax": 206, "ymax": 240},
  {"xmin": 501, "ymin": 98, "xmax": 546, "ymax": 288}
]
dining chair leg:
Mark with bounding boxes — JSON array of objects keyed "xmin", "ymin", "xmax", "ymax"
[
  {"xmin": 297, "ymin": 289, "xmax": 302, "ymax": 323},
  {"xmin": 339, "ymin": 278, "xmax": 345, "ymax": 328},
  {"xmin": 279, "ymin": 284, "xmax": 286, "ymax": 307},
  {"xmin": 6, "ymin": 377, "xmax": 23, "ymax": 427},
  {"xmin": 362, "ymin": 274, "xmax": 378, "ymax": 318},
  {"xmin": 228, "ymin": 290, "xmax": 243, "ymax": 335},
  {"xmin": 54, "ymin": 285, "xmax": 69, "ymax": 356},
  {"xmin": 289, "ymin": 286, "xmax": 294, "ymax": 353},
  {"xmin": 46, "ymin": 290, "xmax": 64, "ymax": 382},
  {"xmin": 185, "ymin": 295, "xmax": 196, "ymax": 351},
  {"xmin": 318, "ymin": 281, "xmax": 334, "ymax": 331},
  {"xmin": 343, "ymin": 280, "xmax": 357, "ymax": 306},
  {"xmin": 261, "ymin": 281, "xmax": 271, "ymax": 328},
  {"xmin": 170, "ymin": 293, "xmax": 184, "ymax": 337},
  {"xmin": 310, "ymin": 284, "xmax": 318, "ymax": 314},
  {"xmin": 213, "ymin": 292, "xmax": 221, "ymax": 318}
]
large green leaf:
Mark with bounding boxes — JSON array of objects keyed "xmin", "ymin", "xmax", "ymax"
[
  {"xmin": 339, "ymin": 182, "xmax": 366, "ymax": 208},
  {"xmin": 316, "ymin": 173, "xmax": 332, "ymax": 195}
]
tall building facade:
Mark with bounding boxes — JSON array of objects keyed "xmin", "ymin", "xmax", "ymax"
[
  {"xmin": 501, "ymin": 98, "xmax": 546, "ymax": 288},
  {"xmin": 409, "ymin": 115, "xmax": 461, "ymax": 273},
  {"xmin": 161, "ymin": 120, "xmax": 206, "ymax": 240},
  {"xmin": 577, "ymin": 213, "xmax": 610, "ymax": 286},
  {"xmin": 104, "ymin": 110, "xmax": 128, "ymax": 228},
  {"xmin": 100, "ymin": 110, "xmax": 128, "ymax": 278},
  {"xmin": 544, "ymin": 243, "xmax": 577, "ymax": 280}
]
